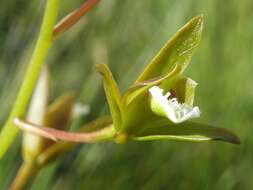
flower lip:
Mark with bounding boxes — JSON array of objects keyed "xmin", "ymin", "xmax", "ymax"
[{"xmin": 149, "ymin": 86, "xmax": 200, "ymax": 123}]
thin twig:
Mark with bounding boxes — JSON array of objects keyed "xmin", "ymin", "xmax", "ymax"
[
  {"xmin": 53, "ymin": 0, "xmax": 100, "ymax": 39},
  {"xmin": 15, "ymin": 118, "xmax": 115, "ymax": 143}
]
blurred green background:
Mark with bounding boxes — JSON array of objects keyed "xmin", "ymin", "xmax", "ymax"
[{"xmin": 0, "ymin": 0, "xmax": 252, "ymax": 189}]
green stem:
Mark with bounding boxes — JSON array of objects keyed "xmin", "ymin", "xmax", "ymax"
[
  {"xmin": 9, "ymin": 161, "xmax": 38, "ymax": 190},
  {"xmin": 0, "ymin": 0, "xmax": 59, "ymax": 158}
]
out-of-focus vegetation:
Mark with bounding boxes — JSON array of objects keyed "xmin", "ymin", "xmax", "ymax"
[{"xmin": 0, "ymin": 0, "xmax": 252, "ymax": 189}]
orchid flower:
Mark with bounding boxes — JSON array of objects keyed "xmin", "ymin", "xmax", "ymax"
[{"xmin": 16, "ymin": 15, "xmax": 240, "ymax": 145}]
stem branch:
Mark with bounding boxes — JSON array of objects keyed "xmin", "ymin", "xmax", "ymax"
[{"xmin": 15, "ymin": 118, "xmax": 115, "ymax": 143}]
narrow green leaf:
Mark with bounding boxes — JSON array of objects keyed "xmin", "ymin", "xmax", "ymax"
[
  {"xmin": 133, "ymin": 120, "xmax": 240, "ymax": 144},
  {"xmin": 96, "ymin": 64, "xmax": 122, "ymax": 130},
  {"xmin": 136, "ymin": 15, "xmax": 203, "ymax": 82}
]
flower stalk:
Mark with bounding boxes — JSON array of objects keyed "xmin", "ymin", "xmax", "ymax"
[{"xmin": 15, "ymin": 118, "xmax": 115, "ymax": 143}]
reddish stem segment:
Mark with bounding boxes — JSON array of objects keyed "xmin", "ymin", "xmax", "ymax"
[
  {"xmin": 14, "ymin": 118, "xmax": 115, "ymax": 143},
  {"xmin": 53, "ymin": 0, "xmax": 100, "ymax": 39}
]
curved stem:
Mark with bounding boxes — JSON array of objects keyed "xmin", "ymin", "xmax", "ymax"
[
  {"xmin": 0, "ymin": 0, "xmax": 59, "ymax": 158},
  {"xmin": 53, "ymin": 0, "xmax": 100, "ymax": 39},
  {"xmin": 15, "ymin": 118, "xmax": 116, "ymax": 143},
  {"xmin": 9, "ymin": 161, "xmax": 38, "ymax": 190},
  {"xmin": 37, "ymin": 116, "xmax": 113, "ymax": 166}
]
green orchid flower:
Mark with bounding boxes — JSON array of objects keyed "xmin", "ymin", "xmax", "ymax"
[
  {"xmin": 16, "ymin": 15, "xmax": 239, "ymax": 145},
  {"xmin": 96, "ymin": 15, "xmax": 239, "ymax": 144}
]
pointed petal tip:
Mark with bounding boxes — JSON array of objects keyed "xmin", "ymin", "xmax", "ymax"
[
  {"xmin": 190, "ymin": 14, "xmax": 204, "ymax": 32},
  {"xmin": 228, "ymin": 135, "xmax": 241, "ymax": 145},
  {"xmin": 196, "ymin": 14, "xmax": 204, "ymax": 20},
  {"xmin": 95, "ymin": 63, "xmax": 103, "ymax": 70},
  {"xmin": 95, "ymin": 63, "xmax": 106, "ymax": 73},
  {"xmin": 95, "ymin": 64, "xmax": 112, "ymax": 78},
  {"xmin": 217, "ymin": 132, "xmax": 240, "ymax": 145},
  {"xmin": 193, "ymin": 14, "xmax": 204, "ymax": 23}
]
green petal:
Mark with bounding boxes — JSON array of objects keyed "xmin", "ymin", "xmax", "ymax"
[
  {"xmin": 96, "ymin": 64, "xmax": 123, "ymax": 130},
  {"xmin": 166, "ymin": 76, "xmax": 197, "ymax": 106},
  {"xmin": 136, "ymin": 15, "xmax": 203, "ymax": 83},
  {"xmin": 133, "ymin": 120, "xmax": 240, "ymax": 144},
  {"xmin": 121, "ymin": 65, "xmax": 184, "ymax": 134},
  {"xmin": 123, "ymin": 64, "xmax": 183, "ymax": 106}
]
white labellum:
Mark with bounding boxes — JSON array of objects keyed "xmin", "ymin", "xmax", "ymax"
[{"xmin": 149, "ymin": 86, "xmax": 200, "ymax": 123}]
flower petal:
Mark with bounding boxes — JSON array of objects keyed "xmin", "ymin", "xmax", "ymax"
[
  {"xmin": 123, "ymin": 64, "xmax": 183, "ymax": 106},
  {"xmin": 136, "ymin": 15, "xmax": 203, "ymax": 82},
  {"xmin": 149, "ymin": 86, "xmax": 200, "ymax": 123},
  {"xmin": 133, "ymin": 119, "xmax": 240, "ymax": 144},
  {"xmin": 96, "ymin": 64, "xmax": 123, "ymax": 130}
]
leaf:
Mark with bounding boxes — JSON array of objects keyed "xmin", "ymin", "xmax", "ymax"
[
  {"xmin": 123, "ymin": 64, "xmax": 183, "ymax": 106},
  {"xmin": 96, "ymin": 64, "xmax": 123, "ymax": 130},
  {"xmin": 133, "ymin": 120, "xmax": 240, "ymax": 144},
  {"xmin": 136, "ymin": 15, "xmax": 203, "ymax": 83}
]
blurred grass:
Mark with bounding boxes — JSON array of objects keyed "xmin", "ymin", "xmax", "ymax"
[{"xmin": 0, "ymin": 0, "xmax": 253, "ymax": 189}]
